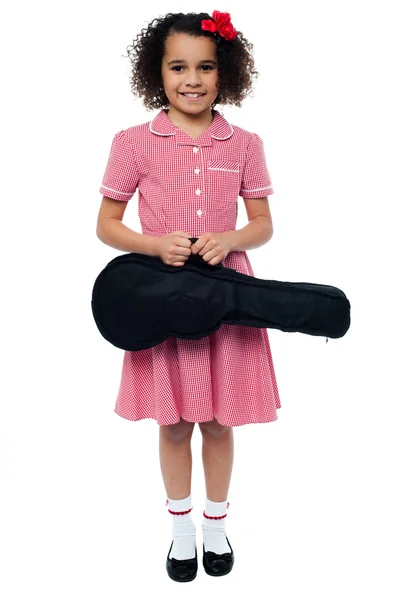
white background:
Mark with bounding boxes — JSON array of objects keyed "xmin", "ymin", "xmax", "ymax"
[{"xmin": 1, "ymin": 0, "xmax": 398, "ymax": 597}]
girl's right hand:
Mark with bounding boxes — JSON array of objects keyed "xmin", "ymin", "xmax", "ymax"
[{"xmin": 154, "ymin": 231, "xmax": 193, "ymax": 267}]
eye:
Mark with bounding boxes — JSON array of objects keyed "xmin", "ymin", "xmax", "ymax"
[{"xmin": 171, "ymin": 65, "xmax": 214, "ymax": 72}]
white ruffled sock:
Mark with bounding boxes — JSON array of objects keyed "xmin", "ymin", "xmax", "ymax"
[
  {"xmin": 167, "ymin": 494, "xmax": 196, "ymax": 560},
  {"xmin": 202, "ymin": 498, "xmax": 231, "ymax": 554}
]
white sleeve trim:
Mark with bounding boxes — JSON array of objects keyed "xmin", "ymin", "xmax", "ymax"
[
  {"xmin": 240, "ymin": 185, "xmax": 273, "ymax": 192},
  {"xmin": 100, "ymin": 185, "xmax": 132, "ymax": 196}
]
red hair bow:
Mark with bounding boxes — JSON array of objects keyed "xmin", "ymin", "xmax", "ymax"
[{"xmin": 201, "ymin": 10, "xmax": 238, "ymax": 41}]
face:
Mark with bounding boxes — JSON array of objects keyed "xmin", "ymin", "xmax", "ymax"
[{"xmin": 161, "ymin": 33, "xmax": 219, "ymax": 121}]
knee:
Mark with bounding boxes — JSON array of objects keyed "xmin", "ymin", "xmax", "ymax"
[
  {"xmin": 160, "ymin": 418, "xmax": 195, "ymax": 444},
  {"xmin": 199, "ymin": 418, "xmax": 231, "ymax": 438}
]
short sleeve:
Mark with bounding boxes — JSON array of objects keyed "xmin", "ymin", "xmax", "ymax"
[
  {"xmin": 239, "ymin": 133, "xmax": 274, "ymax": 198},
  {"xmin": 99, "ymin": 130, "xmax": 140, "ymax": 201}
]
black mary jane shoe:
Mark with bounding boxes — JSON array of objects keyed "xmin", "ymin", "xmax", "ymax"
[
  {"xmin": 203, "ymin": 536, "xmax": 234, "ymax": 577},
  {"xmin": 166, "ymin": 541, "xmax": 198, "ymax": 582}
]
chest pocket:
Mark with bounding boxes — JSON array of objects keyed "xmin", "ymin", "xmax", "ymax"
[{"xmin": 207, "ymin": 160, "xmax": 240, "ymax": 205}]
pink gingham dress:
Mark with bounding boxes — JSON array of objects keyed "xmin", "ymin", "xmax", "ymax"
[{"xmin": 99, "ymin": 109, "xmax": 281, "ymax": 426}]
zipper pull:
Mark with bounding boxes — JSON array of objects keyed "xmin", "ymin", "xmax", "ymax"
[{"xmin": 326, "ymin": 337, "xmax": 329, "ymax": 344}]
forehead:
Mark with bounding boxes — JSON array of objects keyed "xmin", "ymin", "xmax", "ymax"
[{"xmin": 163, "ymin": 33, "xmax": 217, "ymax": 62}]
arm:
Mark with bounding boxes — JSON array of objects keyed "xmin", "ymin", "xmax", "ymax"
[
  {"xmin": 96, "ymin": 196, "xmax": 159, "ymax": 256},
  {"xmin": 227, "ymin": 197, "xmax": 273, "ymax": 252}
]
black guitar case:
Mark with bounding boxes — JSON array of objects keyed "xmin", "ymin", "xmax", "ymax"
[{"xmin": 91, "ymin": 238, "xmax": 351, "ymax": 351}]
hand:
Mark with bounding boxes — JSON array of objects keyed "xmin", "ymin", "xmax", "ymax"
[
  {"xmin": 155, "ymin": 231, "xmax": 193, "ymax": 267},
  {"xmin": 190, "ymin": 232, "xmax": 233, "ymax": 266}
]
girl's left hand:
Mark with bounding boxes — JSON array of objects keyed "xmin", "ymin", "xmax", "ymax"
[{"xmin": 190, "ymin": 232, "xmax": 233, "ymax": 266}]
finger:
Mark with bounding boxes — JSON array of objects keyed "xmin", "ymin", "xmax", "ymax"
[
  {"xmin": 181, "ymin": 239, "xmax": 192, "ymax": 248},
  {"xmin": 176, "ymin": 245, "xmax": 191, "ymax": 255}
]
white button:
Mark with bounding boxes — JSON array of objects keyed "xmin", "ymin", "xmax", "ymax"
[
  {"xmin": 197, "ymin": 209, "xmax": 203, "ymax": 216},
  {"xmin": 194, "ymin": 168, "xmax": 200, "ymax": 174},
  {"xmin": 193, "ymin": 147, "xmax": 199, "ymax": 153},
  {"xmin": 195, "ymin": 189, "xmax": 201, "ymax": 195}
]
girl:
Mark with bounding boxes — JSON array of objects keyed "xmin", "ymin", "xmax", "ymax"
[{"xmin": 96, "ymin": 10, "xmax": 281, "ymax": 582}]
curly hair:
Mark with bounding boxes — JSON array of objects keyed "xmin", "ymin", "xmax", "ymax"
[{"xmin": 124, "ymin": 12, "xmax": 259, "ymax": 111}]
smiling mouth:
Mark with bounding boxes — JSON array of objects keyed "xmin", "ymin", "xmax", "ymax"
[{"xmin": 179, "ymin": 93, "xmax": 206, "ymax": 97}]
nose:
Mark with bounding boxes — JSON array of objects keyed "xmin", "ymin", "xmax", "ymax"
[{"xmin": 184, "ymin": 68, "xmax": 203, "ymax": 86}]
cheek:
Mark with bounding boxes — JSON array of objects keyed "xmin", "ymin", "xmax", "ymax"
[
  {"xmin": 161, "ymin": 68, "xmax": 174, "ymax": 85},
  {"xmin": 163, "ymin": 74, "xmax": 178, "ymax": 90}
]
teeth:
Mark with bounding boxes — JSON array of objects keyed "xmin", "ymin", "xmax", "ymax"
[{"xmin": 183, "ymin": 94, "xmax": 203, "ymax": 98}]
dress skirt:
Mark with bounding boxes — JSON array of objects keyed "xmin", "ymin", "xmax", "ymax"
[{"xmin": 113, "ymin": 249, "xmax": 281, "ymax": 427}]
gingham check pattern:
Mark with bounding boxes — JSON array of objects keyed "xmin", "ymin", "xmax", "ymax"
[{"xmin": 99, "ymin": 109, "xmax": 280, "ymax": 426}]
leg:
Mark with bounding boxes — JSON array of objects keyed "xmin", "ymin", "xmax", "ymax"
[
  {"xmin": 160, "ymin": 419, "xmax": 198, "ymax": 570},
  {"xmin": 198, "ymin": 418, "xmax": 234, "ymax": 501},
  {"xmin": 159, "ymin": 418, "xmax": 196, "ymax": 499},
  {"xmin": 198, "ymin": 418, "xmax": 235, "ymax": 569}
]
